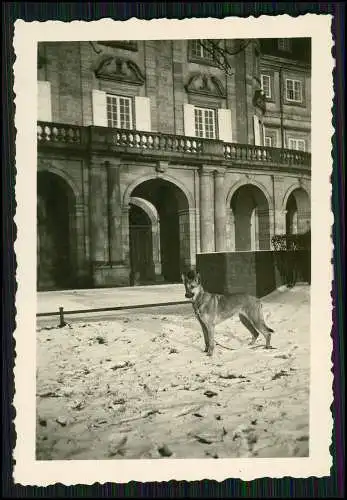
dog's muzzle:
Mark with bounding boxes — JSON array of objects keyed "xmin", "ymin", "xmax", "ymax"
[{"xmin": 185, "ymin": 292, "xmax": 193, "ymax": 299}]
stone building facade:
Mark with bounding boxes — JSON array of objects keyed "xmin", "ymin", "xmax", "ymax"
[{"xmin": 37, "ymin": 38, "xmax": 311, "ymax": 291}]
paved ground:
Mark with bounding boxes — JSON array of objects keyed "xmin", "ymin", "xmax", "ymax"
[
  {"xmin": 36, "ymin": 284, "xmax": 310, "ymax": 460},
  {"xmin": 37, "ymin": 284, "xmax": 186, "ymax": 314}
]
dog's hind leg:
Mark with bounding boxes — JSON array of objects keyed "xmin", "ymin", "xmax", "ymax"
[
  {"xmin": 259, "ymin": 306, "xmax": 274, "ymax": 349},
  {"xmin": 239, "ymin": 312, "xmax": 259, "ymax": 345}
]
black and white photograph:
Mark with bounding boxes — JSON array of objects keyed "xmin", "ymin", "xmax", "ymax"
[{"xmin": 13, "ymin": 15, "xmax": 333, "ymax": 484}]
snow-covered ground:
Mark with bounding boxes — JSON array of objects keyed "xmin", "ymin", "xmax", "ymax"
[{"xmin": 36, "ymin": 285, "xmax": 310, "ymax": 460}]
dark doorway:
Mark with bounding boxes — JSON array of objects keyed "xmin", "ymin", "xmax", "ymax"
[
  {"xmin": 231, "ymin": 184, "xmax": 270, "ymax": 251},
  {"xmin": 129, "ymin": 204, "xmax": 154, "ymax": 283},
  {"xmin": 286, "ymin": 188, "xmax": 310, "ymax": 235},
  {"xmin": 286, "ymin": 192, "xmax": 298, "ymax": 235},
  {"xmin": 37, "ymin": 171, "xmax": 76, "ymax": 290},
  {"xmin": 130, "ymin": 178, "xmax": 189, "ymax": 283}
]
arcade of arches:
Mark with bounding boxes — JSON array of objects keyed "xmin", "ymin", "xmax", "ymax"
[{"xmin": 36, "ymin": 166, "xmax": 310, "ymax": 290}]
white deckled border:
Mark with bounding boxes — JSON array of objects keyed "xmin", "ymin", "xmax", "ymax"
[{"xmin": 13, "ymin": 14, "xmax": 334, "ymax": 485}]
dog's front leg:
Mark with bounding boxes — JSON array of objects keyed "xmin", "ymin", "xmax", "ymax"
[
  {"xmin": 197, "ymin": 317, "xmax": 209, "ymax": 352},
  {"xmin": 206, "ymin": 324, "xmax": 215, "ymax": 357}
]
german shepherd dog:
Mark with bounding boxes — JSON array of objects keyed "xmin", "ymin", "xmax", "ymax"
[{"xmin": 182, "ymin": 270, "xmax": 274, "ymax": 356}]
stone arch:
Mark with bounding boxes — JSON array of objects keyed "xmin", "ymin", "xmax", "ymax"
[
  {"xmin": 123, "ymin": 173, "xmax": 195, "ymax": 283},
  {"xmin": 123, "ymin": 172, "xmax": 194, "ymax": 211},
  {"xmin": 37, "ymin": 169, "xmax": 78, "ymax": 290},
  {"xmin": 38, "ymin": 161, "xmax": 82, "ymax": 205},
  {"xmin": 282, "ymin": 183, "xmax": 311, "ymax": 212},
  {"xmin": 226, "ymin": 178, "xmax": 273, "ymax": 210},
  {"xmin": 282, "ymin": 184, "xmax": 311, "ymax": 235},
  {"xmin": 229, "ymin": 182, "xmax": 271, "ymax": 251},
  {"xmin": 129, "ymin": 197, "xmax": 159, "ymax": 224},
  {"xmin": 129, "ymin": 196, "xmax": 161, "ymax": 279}
]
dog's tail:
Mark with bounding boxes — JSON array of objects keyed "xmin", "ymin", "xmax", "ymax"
[{"xmin": 263, "ymin": 323, "xmax": 274, "ymax": 333}]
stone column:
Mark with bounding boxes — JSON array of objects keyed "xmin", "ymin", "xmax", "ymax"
[
  {"xmin": 75, "ymin": 202, "xmax": 86, "ymax": 278},
  {"xmin": 107, "ymin": 163, "xmax": 122, "ymax": 263},
  {"xmin": 272, "ymin": 176, "xmax": 286, "ymax": 235},
  {"xmin": 199, "ymin": 167, "xmax": 215, "ymax": 253},
  {"xmin": 89, "ymin": 161, "xmax": 107, "ymax": 263},
  {"xmin": 121, "ymin": 204, "xmax": 130, "ymax": 265},
  {"xmin": 214, "ymin": 169, "xmax": 227, "ymax": 252},
  {"xmin": 153, "ymin": 220, "xmax": 162, "ymax": 276}
]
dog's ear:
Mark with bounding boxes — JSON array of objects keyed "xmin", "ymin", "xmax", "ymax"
[
  {"xmin": 196, "ymin": 272, "xmax": 201, "ymax": 283},
  {"xmin": 181, "ymin": 273, "xmax": 186, "ymax": 284}
]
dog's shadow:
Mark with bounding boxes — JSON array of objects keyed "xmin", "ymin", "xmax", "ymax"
[{"xmin": 250, "ymin": 345, "xmax": 277, "ymax": 350}]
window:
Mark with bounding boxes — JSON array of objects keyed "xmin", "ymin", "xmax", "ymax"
[
  {"xmin": 264, "ymin": 136, "xmax": 273, "ymax": 147},
  {"xmin": 261, "ymin": 74, "xmax": 272, "ymax": 99},
  {"xmin": 285, "ymin": 79, "xmax": 302, "ymax": 103},
  {"xmin": 288, "ymin": 138, "xmax": 306, "ymax": 152},
  {"xmin": 278, "ymin": 38, "xmax": 292, "ymax": 52},
  {"xmin": 194, "ymin": 107, "xmax": 216, "ymax": 139},
  {"xmin": 106, "ymin": 94, "xmax": 133, "ymax": 129},
  {"xmin": 263, "ymin": 127, "xmax": 278, "ymax": 148},
  {"xmin": 188, "ymin": 40, "xmax": 221, "ymax": 66},
  {"xmin": 190, "ymin": 39, "xmax": 214, "ymax": 60}
]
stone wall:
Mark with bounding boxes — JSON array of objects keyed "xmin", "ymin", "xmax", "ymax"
[{"xmin": 196, "ymin": 250, "xmax": 310, "ymax": 298}]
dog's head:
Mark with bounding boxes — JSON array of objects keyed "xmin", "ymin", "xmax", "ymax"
[{"xmin": 181, "ymin": 270, "xmax": 202, "ymax": 300}]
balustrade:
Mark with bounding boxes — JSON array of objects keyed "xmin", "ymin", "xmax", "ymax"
[
  {"xmin": 37, "ymin": 122, "xmax": 81, "ymax": 144},
  {"xmin": 110, "ymin": 129, "xmax": 203, "ymax": 154},
  {"xmin": 224, "ymin": 142, "xmax": 310, "ymax": 167},
  {"xmin": 37, "ymin": 122, "xmax": 310, "ymax": 169}
]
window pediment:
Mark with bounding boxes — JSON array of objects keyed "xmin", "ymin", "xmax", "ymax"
[
  {"xmin": 95, "ymin": 56, "xmax": 145, "ymax": 86},
  {"xmin": 185, "ymin": 73, "xmax": 226, "ymax": 98}
]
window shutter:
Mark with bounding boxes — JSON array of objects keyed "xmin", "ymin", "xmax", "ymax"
[
  {"xmin": 92, "ymin": 89, "xmax": 107, "ymax": 127},
  {"xmin": 253, "ymin": 115, "xmax": 261, "ymax": 146},
  {"xmin": 183, "ymin": 104, "xmax": 195, "ymax": 137},
  {"xmin": 217, "ymin": 108, "xmax": 233, "ymax": 142},
  {"xmin": 134, "ymin": 96, "xmax": 151, "ymax": 132},
  {"xmin": 37, "ymin": 81, "xmax": 52, "ymax": 122}
]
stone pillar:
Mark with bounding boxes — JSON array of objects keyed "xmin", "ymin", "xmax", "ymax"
[
  {"xmin": 272, "ymin": 176, "xmax": 286, "ymax": 235},
  {"xmin": 225, "ymin": 207, "xmax": 233, "ymax": 251},
  {"xmin": 89, "ymin": 161, "xmax": 107, "ymax": 263},
  {"xmin": 121, "ymin": 204, "xmax": 131, "ymax": 266},
  {"xmin": 188, "ymin": 208, "xmax": 197, "ymax": 268},
  {"xmin": 75, "ymin": 202, "xmax": 86, "ymax": 279},
  {"xmin": 199, "ymin": 167, "xmax": 215, "ymax": 253},
  {"xmin": 214, "ymin": 169, "xmax": 227, "ymax": 252},
  {"xmin": 107, "ymin": 163, "xmax": 122, "ymax": 263},
  {"xmin": 178, "ymin": 208, "xmax": 191, "ymax": 269},
  {"xmin": 153, "ymin": 219, "xmax": 162, "ymax": 277}
]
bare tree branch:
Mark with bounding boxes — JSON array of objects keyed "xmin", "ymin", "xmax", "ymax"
[
  {"xmin": 89, "ymin": 41, "xmax": 102, "ymax": 54},
  {"xmin": 197, "ymin": 39, "xmax": 253, "ymax": 76},
  {"xmin": 88, "ymin": 39, "xmax": 253, "ymax": 76}
]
